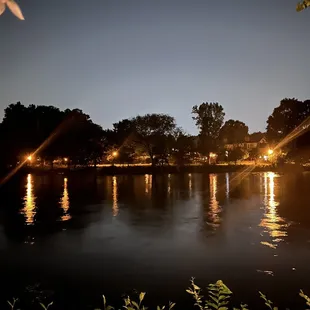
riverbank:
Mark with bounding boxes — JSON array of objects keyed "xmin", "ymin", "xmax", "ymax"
[
  {"xmin": 17, "ymin": 164, "xmax": 275, "ymax": 176},
  {"xmin": 3, "ymin": 163, "xmax": 308, "ymax": 179}
]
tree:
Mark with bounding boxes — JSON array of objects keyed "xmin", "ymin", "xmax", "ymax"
[
  {"xmin": 248, "ymin": 148, "xmax": 260, "ymax": 164},
  {"xmin": 0, "ymin": 103, "xmax": 105, "ymax": 169},
  {"xmin": 218, "ymin": 119, "xmax": 249, "ymax": 145},
  {"xmin": 192, "ymin": 102, "xmax": 225, "ymax": 156},
  {"xmin": 130, "ymin": 113, "xmax": 178, "ymax": 166},
  {"xmin": 109, "ymin": 118, "xmax": 137, "ymax": 162},
  {"xmin": 170, "ymin": 129, "xmax": 196, "ymax": 167},
  {"xmin": 297, "ymin": 0, "xmax": 310, "ymax": 11},
  {"xmin": 266, "ymin": 98, "xmax": 310, "ymax": 157},
  {"xmin": 227, "ymin": 148, "xmax": 245, "ymax": 165}
]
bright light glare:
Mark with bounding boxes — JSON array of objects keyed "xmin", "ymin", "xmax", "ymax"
[
  {"xmin": 268, "ymin": 149, "xmax": 274, "ymax": 155},
  {"xmin": 27, "ymin": 155, "xmax": 32, "ymax": 161},
  {"xmin": 112, "ymin": 151, "xmax": 118, "ymax": 157}
]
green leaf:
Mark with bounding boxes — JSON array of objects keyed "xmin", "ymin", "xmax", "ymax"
[
  {"xmin": 193, "ymin": 284, "xmax": 201, "ymax": 290},
  {"xmin": 139, "ymin": 292, "xmax": 146, "ymax": 303},
  {"xmin": 131, "ymin": 301, "xmax": 139, "ymax": 309},
  {"xmin": 103, "ymin": 295, "xmax": 106, "ymax": 307},
  {"xmin": 206, "ymin": 302, "xmax": 218, "ymax": 309},
  {"xmin": 124, "ymin": 297, "xmax": 130, "ymax": 307},
  {"xmin": 40, "ymin": 303, "xmax": 48, "ymax": 310},
  {"xmin": 240, "ymin": 303, "xmax": 248, "ymax": 310},
  {"xmin": 186, "ymin": 289, "xmax": 194, "ymax": 295},
  {"xmin": 169, "ymin": 302, "xmax": 176, "ymax": 310},
  {"xmin": 157, "ymin": 306, "xmax": 161, "ymax": 310},
  {"xmin": 209, "ymin": 295, "xmax": 219, "ymax": 303},
  {"xmin": 219, "ymin": 307, "xmax": 228, "ymax": 310}
]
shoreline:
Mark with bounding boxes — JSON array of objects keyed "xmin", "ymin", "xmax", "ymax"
[
  {"xmin": 17, "ymin": 164, "xmax": 277, "ymax": 176},
  {"xmin": 2, "ymin": 163, "xmax": 308, "ymax": 179}
]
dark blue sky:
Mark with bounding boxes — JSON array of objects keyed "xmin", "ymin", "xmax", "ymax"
[{"xmin": 1, "ymin": 0, "xmax": 310, "ymax": 134}]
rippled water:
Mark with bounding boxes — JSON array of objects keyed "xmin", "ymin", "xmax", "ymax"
[{"xmin": 1, "ymin": 172, "xmax": 310, "ymax": 309}]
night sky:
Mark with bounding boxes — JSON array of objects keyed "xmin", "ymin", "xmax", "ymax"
[{"xmin": 1, "ymin": 0, "xmax": 310, "ymax": 134}]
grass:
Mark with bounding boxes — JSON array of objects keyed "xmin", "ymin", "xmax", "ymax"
[{"xmin": 6, "ymin": 279, "xmax": 310, "ymax": 310}]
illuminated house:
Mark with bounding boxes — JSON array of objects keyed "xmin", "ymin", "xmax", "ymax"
[{"xmin": 224, "ymin": 134, "xmax": 268, "ymax": 151}]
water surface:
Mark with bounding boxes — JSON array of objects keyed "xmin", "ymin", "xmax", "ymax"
[{"xmin": 0, "ymin": 172, "xmax": 310, "ymax": 309}]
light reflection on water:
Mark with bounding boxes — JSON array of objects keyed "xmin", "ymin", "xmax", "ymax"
[
  {"xmin": 188, "ymin": 173, "xmax": 192, "ymax": 196},
  {"xmin": 144, "ymin": 174, "xmax": 152, "ymax": 195},
  {"xmin": 8, "ymin": 172, "xmax": 310, "ymax": 308},
  {"xmin": 60, "ymin": 177, "xmax": 71, "ymax": 221},
  {"xmin": 19, "ymin": 172, "xmax": 293, "ymax": 243},
  {"xmin": 207, "ymin": 174, "xmax": 221, "ymax": 229},
  {"xmin": 225, "ymin": 172, "xmax": 229, "ymax": 199},
  {"xmin": 22, "ymin": 174, "xmax": 36, "ymax": 225},
  {"xmin": 112, "ymin": 176, "xmax": 119, "ymax": 217},
  {"xmin": 259, "ymin": 172, "xmax": 289, "ymax": 248}
]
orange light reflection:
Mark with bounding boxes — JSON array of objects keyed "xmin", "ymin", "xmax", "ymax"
[
  {"xmin": 60, "ymin": 177, "xmax": 71, "ymax": 221},
  {"xmin": 22, "ymin": 174, "xmax": 36, "ymax": 225},
  {"xmin": 260, "ymin": 172, "xmax": 288, "ymax": 248},
  {"xmin": 112, "ymin": 176, "xmax": 119, "ymax": 216}
]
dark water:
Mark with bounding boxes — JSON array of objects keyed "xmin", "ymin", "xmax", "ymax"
[{"xmin": 1, "ymin": 172, "xmax": 310, "ymax": 309}]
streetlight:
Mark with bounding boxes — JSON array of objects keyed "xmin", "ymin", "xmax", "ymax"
[
  {"xmin": 112, "ymin": 151, "xmax": 118, "ymax": 157},
  {"xmin": 27, "ymin": 155, "xmax": 32, "ymax": 162},
  {"xmin": 268, "ymin": 149, "xmax": 274, "ymax": 155},
  {"xmin": 64, "ymin": 158, "xmax": 68, "ymax": 162}
]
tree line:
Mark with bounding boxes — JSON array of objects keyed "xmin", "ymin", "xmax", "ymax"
[{"xmin": 0, "ymin": 98, "xmax": 310, "ymax": 171}]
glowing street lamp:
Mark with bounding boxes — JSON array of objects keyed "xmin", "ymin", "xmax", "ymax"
[
  {"xmin": 112, "ymin": 151, "xmax": 118, "ymax": 157},
  {"xmin": 64, "ymin": 158, "xmax": 68, "ymax": 162},
  {"xmin": 268, "ymin": 149, "xmax": 274, "ymax": 155},
  {"xmin": 27, "ymin": 155, "xmax": 32, "ymax": 162}
]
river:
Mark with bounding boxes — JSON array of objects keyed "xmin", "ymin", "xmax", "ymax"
[{"xmin": 0, "ymin": 172, "xmax": 310, "ymax": 309}]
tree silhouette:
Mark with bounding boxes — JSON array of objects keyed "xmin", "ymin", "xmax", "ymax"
[
  {"xmin": 219, "ymin": 119, "xmax": 249, "ymax": 145},
  {"xmin": 228, "ymin": 148, "xmax": 245, "ymax": 164},
  {"xmin": 266, "ymin": 98, "xmax": 310, "ymax": 161},
  {"xmin": 131, "ymin": 114, "xmax": 178, "ymax": 166},
  {"xmin": 0, "ymin": 103, "xmax": 105, "ymax": 169},
  {"xmin": 192, "ymin": 102, "xmax": 225, "ymax": 156}
]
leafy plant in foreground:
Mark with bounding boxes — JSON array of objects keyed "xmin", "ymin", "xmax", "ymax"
[
  {"xmin": 5, "ymin": 279, "xmax": 310, "ymax": 309},
  {"xmin": 187, "ymin": 278, "xmax": 235, "ymax": 310}
]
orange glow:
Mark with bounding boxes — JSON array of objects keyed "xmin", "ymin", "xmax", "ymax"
[
  {"xmin": 112, "ymin": 151, "xmax": 118, "ymax": 157},
  {"xmin": 22, "ymin": 174, "xmax": 36, "ymax": 225},
  {"xmin": 60, "ymin": 177, "xmax": 71, "ymax": 221},
  {"xmin": 64, "ymin": 158, "xmax": 68, "ymax": 162},
  {"xmin": 27, "ymin": 155, "xmax": 32, "ymax": 161},
  {"xmin": 268, "ymin": 149, "xmax": 274, "ymax": 155},
  {"xmin": 208, "ymin": 174, "xmax": 221, "ymax": 228},
  {"xmin": 260, "ymin": 172, "xmax": 288, "ymax": 248},
  {"xmin": 145, "ymin": 174, "xmax": 152, "ymax": 194},
  {"xmin": 112, "ymin": 176, "xmax": 119, "ymax": 216}
]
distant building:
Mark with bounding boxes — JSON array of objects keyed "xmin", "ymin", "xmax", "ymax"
[{"xmin": 224, "ymin": 134, "xmax": 268, "ymax": 151}]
